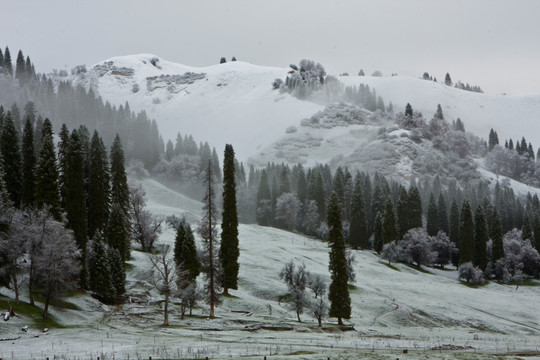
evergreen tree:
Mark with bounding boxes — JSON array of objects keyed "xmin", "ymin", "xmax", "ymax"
[
  {"xmin": 437, "ymin": 194, "xmax": 449, "ymax": 235},
  {"xmin": 327, "ymin": 192, "xmax": 351, "ymax": 325},
  {"xmin": 219, "ymin": 144, "xmax": 239, "ymax": 295},
  {"xmin": 3, "ymin": 47, "xmax": 12, "ymax": 76},
  {"xmin": 458, "ymin": 200, "xmax": 474, "ymax": 264},
  {"xmin": 57, "ymin": 124, "xmax": 70, "ymax": 209},
  {"xmin": 407, "ymin": 185, "xmax": 423, "ymax": 229},
  {"xmin": 110, "ymin": 135, "xmax": 130, "ymax": 214},
  {"xmin": 490, "ymin": 208, "xmax": 504, "ymax": 262},
  {"xmin": 108, "ymin": 246, "xmax": 126, "ymax": 299},
  {"xmin": 174, "ymin": 220, "xmax": 201, "ymax": 282},
  {"xmin": 88, "ymin": 233, "xmax": 115, "ymax": 302},
  {"xmin": 522, "ymin": 215, "xmax": 532, "ymax": 241},
  {"xmin": 373, "ymin": 212, "xmax": 384, "ymax": 253},
  {"xmin": 64, "ymin": 130, "xmax": 88, "ymax": 287},
  {"xmin": 445, "ymin": 73, "xmax": 452, "ymax": 86},
  {"xmin": 473, "ymin": 206, "xmax": 488, "ymax": 271},
  {"xmin": 15, "ymin": 50, "xmax": 26, "ymax": 84},
  {"xmin": 109, "ymin": 135, "xmax": 130, "ymax": 260},
  {"xmin": 405, "ymin": 103, "xmax": 413, "ymax": 118},
  {"xmin": 434, "ymin": 104, "xmax": 444, "ymax": 120},
  {"xmin": 21, "ymin": 116, "xmax": 35, "ymax": 207},
  {"xmin": 426, "ymin": 193, "xmax": 439, "ymax": 236},
  {"xmin": 488, "ymin": 129, "xmax": 499, "ymax": 151},
  {"xmin": 88, "ymin": 131, "xmax": 110, "ymax": 239},
  {"xmin": 106, "ymin": 203, "xmax": 130, "ymax": 261},
  {"xmin": 0, "ymin": 112, "xmax": 22, "ymax": 206},
  {"xmin": 382, "ymin": 196, "xmax": 397, "ymax": 245},
  {"xmin": 533, "ymin": 213, "xmax": 540, "ymax": 252},
  {"xmin": 34, "ymin": 119, "xmax": 62, "ymax": 220},
  {"xmin": 256, "ymin": 169, "xmax": 272, "ymax": 226},
  {"xmin": 349, "ymin": 178, "xmax": 367, "ymax": 249},
  {"xmin": 396, "ymin": 185, "xmax": 409, "ymax": 239},
  {"xmin": 449, "ymin": 200, "xmax": 460, "ymax": 266}
]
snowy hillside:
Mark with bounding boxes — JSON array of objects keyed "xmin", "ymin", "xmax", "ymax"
[
  {"xmin": 74, "ymin": 55, "xmax": 540, "ymax": 169},
  {"xmin": 4, "ymin": 178, "xmax": 540, "ymax": 359},
  {"xmin": 72, "ymin": 54, "xmax": 322, "ymax": 161},
  {"xmin": 339, "ymin": 75, "xmax": 540, "ymax": 150}
]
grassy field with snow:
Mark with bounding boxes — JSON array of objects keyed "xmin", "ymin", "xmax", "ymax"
[{"xmin": 1, "ymin": 178, "xmax": 540, "ymax": 359}]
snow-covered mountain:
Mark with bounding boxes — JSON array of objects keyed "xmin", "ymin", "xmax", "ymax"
[{"xmin": 74, "ymin": 54, "xmax": 540, "ymax": 169}]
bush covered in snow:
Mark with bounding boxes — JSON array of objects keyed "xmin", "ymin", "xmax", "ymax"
[
  {"xmin": 458, "ymin": 262, "xmax": 485, "ymax": 285},
  {"xmin": 300, "ymin": 102, "xmax": 373, "ymax": 129}
]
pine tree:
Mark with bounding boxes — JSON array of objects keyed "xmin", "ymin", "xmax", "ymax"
[
  {"xmin": 219, "ymin": 144, "xmax": 239, "ymax": 295},
  {"xmin": 34, "ymin": 119, "xmax": 62, "ymax": 220},
  {"xmin": 373, "ymin": 212, "xmax": 384, "ymax": 253},
  {"xmin": 445, "ymin": 73, "xmax": 452, "ymax": 86},
  {"xmin": 396, "ymin": 186, "xmax": 409, "ymax": 238},
  {"xmin": 0, "ymin": 112, "xmax": 22, "ymax": 207},
  {"xmin": 434, "ymin": 104, "xmax": 444, "ymax": 120},
  {"xmin": 490, "ymin": 208, "xmax": 504, "ymax": 262},
  {"xmin": 405, "ymin": 103, "xmax": 413, "ymax": 118},
  {"xmin": 198, "ymin": 160, "xmax": 221, "ymax": 318},
  {"xmin": 21, "ymin": 116, "xmax": 35, "ymax": 207},
  {"xmin": 349, "ymin": 178, "xmax": 367, "ymax": 249},
  {"xmin": 437, "ymin": 194, "xmax": 449, "ymax": 235},
  {"xmin": 64, "ymin": 130, "xmax": 89, "ymax": 287},
  {"xmin": 426, "ymin": 193, "xmax": 439, "ymax": 236},
  {"xmin": 57, "ymin": 124, "xmax": 70, "ymax": 209},
  {"xmin": 108, "ymin": 246, "xmax": 126, "ymax": 299},
  {"xmin": 106, "ymin": 203, "xmax": 130, "ymax": 261},
  {"xmin": 88, "ymin": 233, "xmax": 115, "ymax": 302},
  {"xmin": 174, "ymin": 220, "xmax": 201, "ymax": 282},
  {"xmin": 256, "ymin": 169, "xmax": 272, "ymax": 226},
  {"xmin": 473, "ymin": 205, "xmax": 488, "ymax": 271},
  {"xmin": 522, "ymin": 215, "xmax": 532, "ymax": 241},
  {"xmin": 382, "ymin": 196, "xmax": 397, "ymax": 245},
  {"xmin": 3, "ymin": 47, "xmax": 12, "ymax": 76},
  {"xmin": 533, "ymin": 213, "xmax": 540, "ymax": 252},
  {"xmin": 88, "ymin": 131, "xmax": 110, "ymax": 239},
  {"xmin": 15, "ymin": 50, "xmax": 26, "ymax": 84},
  {"xmin": 407, "ymin": 185, "xmax": 423, "ymax": 229},
  {"xmin": 327, "ymin": 192, "xmax": 351, "ymax": 325},
  {"xmin": 458, "ymin": 200, "xmax": 474, "ymax": 264},
  {"xmin": 110, "ymin": 135, "xmax": 130, "ymax": 214},
  {"xmin": 488, "ymin": 129, "xmax": 499, "ymax": 151},
  {"xmin": 109, "ymin": 134, "xmax": 130, "ymax": 260}
]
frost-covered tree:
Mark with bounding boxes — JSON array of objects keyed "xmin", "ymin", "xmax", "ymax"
[
  {"xmin": 129, "ymin": 181, "xmax": 162, "ymax": 252},
  {"xmin": 311, "ymin": 296, "xmax": 328, "ymax": 327},
  {"xmin": 148, "ymin": 245, "xmax": 177, "ymax": 326},
  {"xmin": 458, "ymin": 262, "xmax": 485, "ymax": 286},
  {"xmin": 381, "ymin": 241, "xmax": 399, "ymax": 265},
  {"xmin": 303, "ymin": 200, "xmax": 320, "ymax": 236},
  {"xmin": 275, "ymin": 192, "xmax": 301, "ymax": 231},
  {"xmin": 34, "ymin": 218, "xmax": 80, "ymax": 319},
  {"xmin": 399, "ymin": 228, "xmax": 435, "ymax": 267},
  {"xmin": 279, "ymin": 260, "xmax": 308, "ymax": 322},
  {"xmin": 0, "ymin": 208, "xmax": 24, "ymax": 303},
  {"xmin": 430, "ymin": 231, "xmax": 457, "ymax": 268},
  {"xmin": 88, "ymin": 233, "xmax": 115, "ymax": 302}
]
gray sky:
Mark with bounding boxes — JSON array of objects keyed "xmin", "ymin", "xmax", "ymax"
[{"xmin": 2, "ymin": 0, "xmax": 540, "ymax": 95}]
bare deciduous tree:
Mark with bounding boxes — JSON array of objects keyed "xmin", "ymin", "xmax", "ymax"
[{"xmin": 148, "ymin": 244, "xmax": 176, "ymax": 326}]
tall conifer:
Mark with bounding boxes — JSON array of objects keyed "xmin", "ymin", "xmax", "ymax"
[
  {"xmin": 21, "ymin": 116, "xmax": 35, "ymax": 208},
  {"xmin": 0, "ymin": 112, "xmax": 22, "ymax": 206},
  {"xmin": 458, "ymin": 200, "xmax": 474, "ymax": 264},
  {"xmin": 473, "ymin": 205, "xmax": 488, "ymax": 271},
  {"xmin": 220, "ymin": 144, "xmax": 239, "ymax": 295},
  {"xmin": 327, "ymin": 192, "xmax": 351, "ymax": 325},
  {"xmin": 349, "ymin": 178, "xmax": 367, "ymax": 249}
]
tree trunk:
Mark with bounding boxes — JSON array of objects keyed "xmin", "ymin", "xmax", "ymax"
[
  {"xmin": 318, "ymin": 317, "xmax": 322, "ymax": 327},
  {"xmin": 163, "ymin": 295, "xmax": 169, "ymax": 326},
  {"xmin": 337, "ymin": 317, "xmax": 343, "ymax": 326},
  {"xmin": 11, "ymin": 274, "xmax": 19, "ymax": 305},
  {"xmin": 28, "ymin": 263, "xmax": 35, "ymax": 306},
  {"xmin": 297, "ymin": 311, "xmax": 301, "ymax": 322},
  {"xmin": 223, "ymin": 287, "xmax": 229, "ymax": 296}
]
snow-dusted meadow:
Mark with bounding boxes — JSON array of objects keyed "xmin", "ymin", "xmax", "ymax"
[{"xmin": 2, "ymin": 178, "xmax": 540, "ymax": 359}]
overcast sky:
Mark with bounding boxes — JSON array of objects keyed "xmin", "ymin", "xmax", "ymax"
[{"xmin": 2, "ymin": 0, "xmax": 539, "ymax": 95}]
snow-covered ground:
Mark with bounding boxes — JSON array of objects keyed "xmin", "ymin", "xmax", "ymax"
[{"xmin": 2, "ymin": 178, "xmax": 540, "ymax": 359}]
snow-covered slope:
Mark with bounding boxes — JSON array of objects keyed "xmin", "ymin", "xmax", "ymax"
[
  {"xmin": 74, "ymin": 54, "xmax": 322, "ymax": 161},
  {"xmin": 76, "ymin": 55, "xmax": 540, "ymax": 168},
  {"xmin": 340, "ymin": 75, "xmax": 540, "ymax": 149},
  {"xmin": 4, "ymin": 178, "xmax": 540, "ymax": 359}
]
